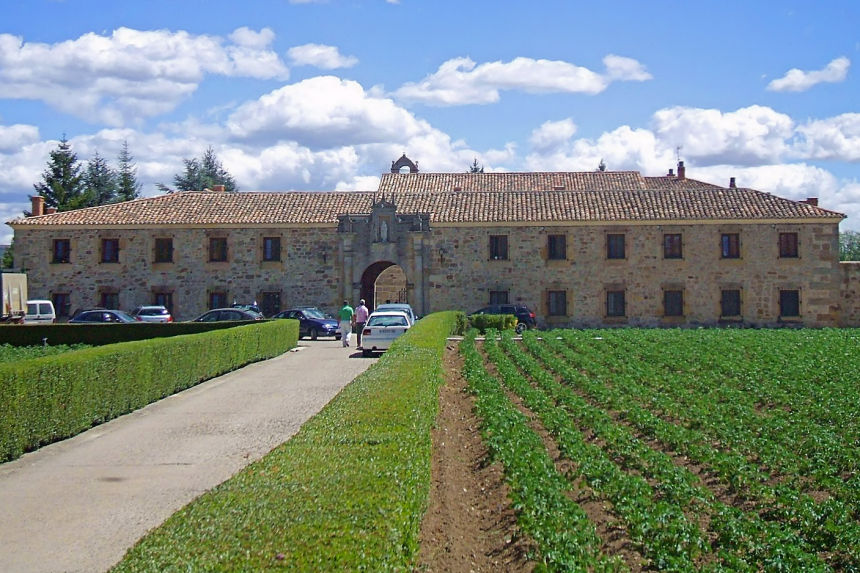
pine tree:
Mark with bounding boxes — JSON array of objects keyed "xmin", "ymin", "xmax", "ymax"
[
  {"xmin": 116, "ymin": 140, "xmax": 142, "ymax": 202},
  {"xmin": 33, "ymin": 136, "xmax": 85, "ymax": 211},
  {"xmin": 1, "ymin": 239, "xmax": 13, "ymax": 269},
  {"xmin": 468, "ymin": 158, "xmax": 484, "ymax": 173},
  {"xmin": 82, "ymin": 151, "xmax": 117, "ymax": 207},
  {"xmin": 159, "ymin": 146, "xmax": 238, "ymax": 192},
  {"xmin": 840, "ymin": 231, "xmax": 860, "ymax": 261}
]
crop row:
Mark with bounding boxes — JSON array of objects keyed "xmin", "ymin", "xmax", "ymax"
[{"xmin": 522, "ymin": 330, "xmax": 859, "ymax": 570}]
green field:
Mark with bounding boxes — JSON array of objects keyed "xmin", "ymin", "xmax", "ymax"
[
  {"xmin": 0, "ymin": 342, "xmax": 91, "ymax": 364},
  {"xmin": 463, "ymin": 328, "xmax": 860, "ymax": 571}
]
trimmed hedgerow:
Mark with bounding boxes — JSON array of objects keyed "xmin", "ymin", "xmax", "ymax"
[
  {"xmin": 469, "ymin": 313, "xmax": 516, "ymax": 334},
  {"xmin": 0, "ymin": 320, "xmax": 298, "ymax": 463},
  {"xmin": 112, "ymin": 311, "xmax": 458, "ymax": 572}
]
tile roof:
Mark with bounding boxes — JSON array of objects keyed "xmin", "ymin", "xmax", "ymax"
[{"xmin": 10, "ymin": 185, "xmax": 843, "ymax": 227}]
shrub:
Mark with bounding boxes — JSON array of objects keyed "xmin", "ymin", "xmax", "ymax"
[
  {"xmin": 469, "ymin": 313, "xmax": 517, "ymax": 333},
  {"xmin": 0, "ymin": 320, "xmax": 298, "ymax": 462}
]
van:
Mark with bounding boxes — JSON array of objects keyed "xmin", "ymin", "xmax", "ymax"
[{"xmin": 24, "ymin": 300, "xmax": 56, "ymax": 324}]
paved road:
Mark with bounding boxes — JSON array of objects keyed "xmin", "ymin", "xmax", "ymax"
[{"xmin": 0, "ymin": 341, "xmax": 374, "ymax": 573}]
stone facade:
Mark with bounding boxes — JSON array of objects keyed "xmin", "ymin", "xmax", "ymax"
[{"xmin": 9, "ymin": 163, "xmax": 858, "ymax": 327}]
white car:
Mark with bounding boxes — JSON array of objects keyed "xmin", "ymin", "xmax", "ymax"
[
  {"xmin": 360, "ymin": 310, "xmax": 411, "ymax": 357},
  {"xmin": 130, "ymin": 305, "xmax": 173, "ymax": 323},
  {"xmin": 374, "ymin": 303, "xmax": 416, "ymax": 325}
]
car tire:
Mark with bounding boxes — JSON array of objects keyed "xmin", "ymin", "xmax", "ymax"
[
  {"xmin": 362, "ymin": 349, "xmax": 373, "ymax": 358},
  {"xmin": 515, "ymin": 322, "xmax": 527, "ymax": 334},
  {"xmin": 310, "ymin": 328, "xmax": 319, "ymax": 340}
]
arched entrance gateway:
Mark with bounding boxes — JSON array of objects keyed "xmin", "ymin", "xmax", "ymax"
[{"xmin": 359, "ymin": 262, "xmax": 408, "ymax": 311}]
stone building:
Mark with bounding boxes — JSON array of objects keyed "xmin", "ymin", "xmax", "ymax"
[{"xmin": 8, "ymin": 157, "xmax": 858, "ymax": 327}]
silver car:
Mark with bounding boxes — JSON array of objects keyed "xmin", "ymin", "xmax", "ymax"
[
  {"xmin": 373, "ymin": 303, "xmax": 416, "ymax": 325},
  {"xmin": 130, "ymin": 305, "xmax": 173, "ymax": 323}
]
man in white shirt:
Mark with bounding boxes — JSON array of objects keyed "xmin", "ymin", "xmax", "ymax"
[{"xmin": 354, "ymin": 299, "xmax": 369, "ymax": 347}]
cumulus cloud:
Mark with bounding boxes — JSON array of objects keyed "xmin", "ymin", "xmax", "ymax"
[
  {"xmin": 394, "ymin": 55, "xmax": 650, "ymax": 106},
  {"xmin": 288, "ymin": 43, "xmax": 358, "ymax": 69},
  {"xmin": 794, "ymin": 113, "xmax": 860, "ymax": 161},
  {"xmin": 0, "ymin": 124, "xmax": 40, "ymax": 152},
  {"xmin": 0, "ymin": 27, "xmax": 289, "ymax": 126},
  {"xmin": 767, "ymin": 56, "xmax": 850, "ymax": 92},
  {"xmin": 529, "ymin": 119, "xmax": 578, "ymax": 153}
]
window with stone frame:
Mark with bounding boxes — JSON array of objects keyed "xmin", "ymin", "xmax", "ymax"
[
  {"xmin": 606, "ymin": 234, "xmax": 625, "ymax": 259},
  {"xmin": 663, "ymin": 289, "xmax": 684, "ymax": 317},
  {"xmin": 52, "ymin": 292, "xmax": 71, "ymax": 318},
  {"xmin": 262, "ymin": 237, "xmax": 281, "ymax": 262},
  {"xmin": 154, "ymin": 292, "xmax": 174, "ymax": 314},
  {"xmin": 606, "ymin": 289, "xmax": 626, "ymax": 317},
  {"xmin": 547, "ymin": 290, "xmax": 567, "ymax": 316},
  {"xmin": 547, "ymin": 234, "xmax": 567, "ymax": 260},
  {"xmin": 721, "ymin": 233, "xmax": 740, "ymax": 259},
  {"xmin": 489, "ymin": 235, "xmax": 508, "ymax": 260},
  {"xmin": 260, "ymin": 291, "xmax": 281, "ymax": 317},
  {"xmin": 779, "ymin": 289, "xmax": 800, "ymax": 317},
  {"xmin": 52, "ymin": 239, "xmax": 71, "ymax": 263},
  {"xmin": 154, "ymin": 238, "xmax": 173, "ymax": 263},
  {"xmin": 99, "ymin": 291, "xmax": 119, "ymax": 310},
  {"xmin": 779, "ymin": 232, "xmax": 799, "ymax": 258},
  {"xmin": 209, "ymin": 237, "xmax": 228, "ymax": 262},
  {"xmin": 663, "ymin": 234, "xmax": 682, "ymax": 259},
  {"xmin": 209, "ymin": 291, "xmax": 228, "ymax": 310},
  {"xmin": 720, "ymin": 289, "xmax": 742, "ymax": 317},
  {"xmin": 101, "ymin": 238, "xmax": 120, "ymax": 263},
  {"xmin": 489, "ymin": 290, "xmax": 509, "ymax": 305}
]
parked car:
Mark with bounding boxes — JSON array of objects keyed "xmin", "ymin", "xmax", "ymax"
[
  {"xmin": 24, "ymin": 299, "xmax": 56, "ymax": 324},
  {"xmin": 190, "ymin": 308, "xmax": 264, "ymax": 322},
  {"xmin": 231, "ymin": 303, "xmax": 263, "ymax": 317},
  {"xmin": 130, "ymin": 305, "xmax": 173, "ymax": 323},
  {"xmin": 272, "ymin": 307, "xmax": 340, "ymax": 340},
  {"xmin": 374, "ymin": 302, "xmax": 417, "ymax": 325},
  {"xmin": 470, "ymin": 303, "xmax": 536, "ymax": 333},
  {"xmin": 360, "ymin": 310, "xmax": 411, "ymax": 357},
  {"xmin": 69, "ymin": 309, "xmax": 140, "ymax": 323}
]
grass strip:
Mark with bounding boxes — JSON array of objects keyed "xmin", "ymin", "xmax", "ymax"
[
  {"xmin": 112, "ymin": 311, "xmax": 457, "ymax": 572},
  {"xmin": 0, "ymin": 320, "xmax": 297, "ymax": 462}
]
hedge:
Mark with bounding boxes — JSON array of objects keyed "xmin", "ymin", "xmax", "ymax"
[
  {"xmin": 0, "ymin": 320, "xmax": 298, "ymax": 463},
  {"xmin": 0, "ymin": 320, "xmax": 263, "ymax": 347},
  {"xmin": 469, "ymin": 312, "xmax": 517, "ymax": 333},
  {"xmin": 112, "ymin": 311, "xmax": 458, "ymax": 571}
]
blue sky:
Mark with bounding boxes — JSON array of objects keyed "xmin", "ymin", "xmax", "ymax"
[{"xmin": 2, "ymin": 0, "xmax": 859, "ymax": 243}]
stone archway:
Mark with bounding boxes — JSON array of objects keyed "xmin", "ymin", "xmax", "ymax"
[{"xmin": 360, "ymin": 261, "xmax": 408, "ymax": 311}]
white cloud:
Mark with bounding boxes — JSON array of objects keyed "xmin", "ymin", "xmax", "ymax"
[
  {"xmin": 0, "ymin": 27, "xmax": 289, "ymax": 126},
  {"xmin": 652, "ymin": 105, "xmax": 794, "ymax": 165},
  {"xmin": 288, "ymin": 43, "xmax": 358, "ymax": 69},
  {"xmin": 767, "ymin": 56, "xmax": 850, "ymax": 92},
  {"xmin": 394, "ymin": 55, "xmax": 650, "ymax": 106},
  {"xmin": 0, "ymin": 124, "xmax": 40, "ymax": 152},
  {"xmin": 794, "ymin": 113, "xmax": 860, "ymax": 161},
  {"xmin": 529, "ymin": 118, "xmax": 577, "ymax": 153}
]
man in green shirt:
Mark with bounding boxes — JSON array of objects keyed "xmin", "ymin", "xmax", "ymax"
[{"xmin": 338, "ymin": 300, "xmax": 354, "ymax": 347}]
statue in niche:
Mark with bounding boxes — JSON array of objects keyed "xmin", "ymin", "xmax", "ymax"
[{"xmin": 380, "ymin": 219, "xmax": 389, "ymax": 242}]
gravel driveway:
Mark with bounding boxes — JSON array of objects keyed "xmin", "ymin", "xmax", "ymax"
[{"xmin": 0, "ymin": 342, "xmax": 374, "ymax": 573}]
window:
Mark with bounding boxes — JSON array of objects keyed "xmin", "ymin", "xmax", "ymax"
[
  {"xmin": 663, "ymin": 234, "xmax": 682, "ymax": 259},
  {"xmin": 547, "ymin": 234, "xmax": 566, "ymax": 260},
  {"xmin": 547, "ymin": 290, "xmax": 567, "ymax": 316},
  {"xmin": 52, "ymin": 239, "xmax": 70, "ymax": 263},
  {"xmin": 52, "ymin": 293, "xmax": 71, "ymax": 319},
  {"xmin": 209, "ymin": 237, "xmax": 228, "ymax": 262},
  {"xmin": 779, "ymin": 289, "xmax": 800, "ymax": 318},
  {"xmin": 261, "ymin": 292, "xmax": 281, "ymax": 317},
  {"xmin": 209, "ymin": 291, "xmax": 228, "ymax": 310},
  {"xmin": 154, "ymin": 238, "xmax": 173, "ymax": 263},
  {"xmin": 721, "ymin": 289, "xmax": 741, "ymax": 317},
  {"xmin": 489, "ymin": 235, "xmax": 508, "ymax": 260},
  {"xmin": 606, "ymin": 290, "xmax": 626, "ymax": 317},
  {"xmin": 101, "ymin": 239, "xmax": 119, "ymax": 263},
  {"xmin": 607, "ymin": 234, "xmax": 625, "ymax": 259},
  {"xmin": 99, "ymin": 291, "xmax": 119, "ymax": 310},
  {"xmin": 721, "ymin": 234, "xmax": 740, "ymax": 259},
  {"xmin": 489, "ymin": 290, "xmax": 509, "ymax": 305},
  {"xmin": 262, "ymin": 237, "xmax": 281, "ymax": 262},
  {"xmin": 154, "ymin": 292, "xmax": 173, "ymax": 314},
  {"xmin": 663, "ymin": 289, "xmax": 684, "ymax": 317},
  {"xmin": 779, "ymin": 233, "xmax": 799, "ymax": 258}
]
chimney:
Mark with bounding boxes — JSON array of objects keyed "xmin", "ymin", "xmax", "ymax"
[
  {"xmin": 212, "ymin": 185, "xmax": 225, "ymax": 192},
  {"xmin": 729, "ymin": 177, "xmax": 736, "ymax": 188},
  {"xmin": 677, "ymin": 160, "xmax": 686, "ymax": 180},
  {"xmin": 667, "ymin": 168, "xmax": 674, "ymax": 177},
  {"xmin": 805, "ymin": 197, "xmax": 819, "ymax": 206},
  {"xmin": 45, "ymin": 207, "xmax": 57, "ymax": 214},
  {"xmin": 30, "ymin": 195, "xmax": 45, "ymax": 217}
]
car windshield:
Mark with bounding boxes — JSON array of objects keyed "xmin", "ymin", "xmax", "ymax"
[
  {"xmin": 368, "ymin": 315, "xmax": 408, "ymax": 327},
  {"xmin": 303, "ymin": 309, "xmax": 326, "ymax": 319}
]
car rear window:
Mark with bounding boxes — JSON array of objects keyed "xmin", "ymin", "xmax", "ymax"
[
  {"xmin": 140, "ymin": 308, "xmax": 168, "ymax": 315},
  {"xmin": 368, "ymin": 315, "xmax": 408, "ymax": 327}
]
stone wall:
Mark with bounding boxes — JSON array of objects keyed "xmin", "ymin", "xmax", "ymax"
[{"xmin": 840, "ymin": 262, "xmax": 860, "ymax": 326}]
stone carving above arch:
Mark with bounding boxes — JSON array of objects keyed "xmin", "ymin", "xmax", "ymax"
[{"xmin": 390, "ymin": 153, "xmax": 419, "ymax": 174}]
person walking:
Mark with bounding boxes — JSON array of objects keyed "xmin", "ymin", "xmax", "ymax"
[
  {"xmin": 338, "ymin": 300, "xmax": 354, "ymax": 347},
  {"xmin": 354, "ymin": 299, "xmax": 369, "ymax": 347}
]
